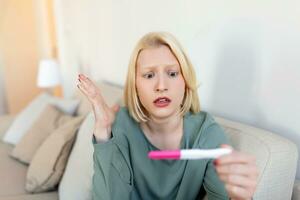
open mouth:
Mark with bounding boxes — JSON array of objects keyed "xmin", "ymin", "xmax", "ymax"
[{"xmin": 153, "ymin": 97, "xmax": 171, "ymax": 107}]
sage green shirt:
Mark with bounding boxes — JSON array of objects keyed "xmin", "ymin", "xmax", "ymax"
[{"xmin": 92, "ymin": 107, "xmax": 229, "ymax": 200}]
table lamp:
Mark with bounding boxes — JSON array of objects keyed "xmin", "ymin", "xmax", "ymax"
[{"xmin": 37, "ymin": 59, "xmax": 62, "ymax": 96}]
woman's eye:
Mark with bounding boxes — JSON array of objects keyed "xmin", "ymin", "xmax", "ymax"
[
  {"xmin": 168, "ymin": 71, "xmax": 179, "ymax": 78},
  {"xmin": 143, "ymin": 72, "xmax": 155, "ymax": 79}
]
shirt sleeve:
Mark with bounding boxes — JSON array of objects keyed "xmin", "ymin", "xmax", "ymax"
[
  {"xmin": 92, "ymin": 134, "xmax": 133, "ymax": 200},
  {"xmin": 202, "ymin": 122, "xmax": 230, "ymax": 200}
]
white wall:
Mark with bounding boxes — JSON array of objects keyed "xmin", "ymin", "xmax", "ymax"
[
  {"xmin": 0, "ymin": 57, "xmax": 7, "ymax": 115},
  {"xmin": 54, "ymin": 0, "xmax": 300, "ymax": 178},
  {"xmin": 0, "ymin": 3, "xmax": 6, "ymax": 114},
  {"xmin": 0, "ymin": 0, "xmax": 42, "ymax": 114}
]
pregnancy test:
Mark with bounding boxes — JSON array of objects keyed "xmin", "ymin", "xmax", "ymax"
[{"xmin": 148, "ymin": 148, "xmax": 232, "ymax": 160}]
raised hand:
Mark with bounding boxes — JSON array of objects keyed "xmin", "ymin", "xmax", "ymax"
[
  {"xmin": 215, "ymin": 145, "xmax": 258, "ymax": 200},
  {"xmin": 77, "ymin": 74, "xmax": 119, "ymax": 142}
]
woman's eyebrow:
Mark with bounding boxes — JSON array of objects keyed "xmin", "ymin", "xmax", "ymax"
[{"xmin": 140, "ymin": 64, "xmax": 179, "ymax": 70}]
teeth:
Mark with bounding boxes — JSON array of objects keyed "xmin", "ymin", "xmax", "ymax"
[{"xmin": 156, "ymin": 98, "xmax": 169, "ymax": 103}]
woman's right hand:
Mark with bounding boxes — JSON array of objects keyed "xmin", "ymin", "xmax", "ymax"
[{"xmin": 77, "ymin": 74, "xmax": 119, "ymax": 142}]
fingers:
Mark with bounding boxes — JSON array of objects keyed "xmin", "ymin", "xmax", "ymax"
[
  {"xmin": 216, "ymin": 151, "xmax": 256, "ymax": 165},
  {"xmin": 219, "ymin": 173, "xmax": 257, "ymax": 188},
  {"xmin": 77, "ymin": 74, "xmax": 111, "ymax": 119},
  {"xmin": 79, "ymin": 74, "xmax": 97, "ymax": 93},
  {"xmin": 77, "ymin": 74, "xmax": 91, "ymax": 96},
  {"xmin": 77, "ymin": 74, "xmax": 105, "ymax": 105},
  {"xmin": 77, "ymin": 74, "xmax": 94, "ymax": 93},
  {"xmin": 216, "ymin": 163, "xmax": 257, "ymax": 178},
  {"xmin": 214, "ymin": 148, "xmax": 258, "ymax": 200},
  {"xmin": 77, "ymin": 74, "xmax": 120, "ymax": 129},
  {"xmin": 225, "ymin": 183, "xmax": 255, "ymax": 200}
]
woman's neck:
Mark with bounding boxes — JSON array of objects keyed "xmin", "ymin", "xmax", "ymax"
[
  {"xmin": 143, "ymin": 114, "xmax": 182, "ymax": 135},
  {"xmin": 140, "ymin": 112, "xmax": 184, "ymax": 150}
]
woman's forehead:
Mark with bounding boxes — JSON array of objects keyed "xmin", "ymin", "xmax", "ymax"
[{"xmin": 137, "ymin": 45, "xmax": 180, "ymax": 69}]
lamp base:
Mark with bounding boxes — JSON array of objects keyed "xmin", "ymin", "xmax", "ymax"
[
  {"xmin": 53, "ymin": 85, "xmax": 63, "ymax": 97},
  {"xmin": 43, "ymin": 86, "xmax": 62, "ymax": 97}
]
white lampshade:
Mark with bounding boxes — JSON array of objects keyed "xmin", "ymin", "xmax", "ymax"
[{"xmin": 37, "ymin": 59, "xmax": 61, "ymax": 88}]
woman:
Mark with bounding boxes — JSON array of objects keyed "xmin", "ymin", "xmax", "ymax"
[{"xmin": 77, "ymin": 32, "xmax": 258, "ymax": 200}]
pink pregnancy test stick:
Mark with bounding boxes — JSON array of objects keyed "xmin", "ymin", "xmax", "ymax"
[{"xmin": 148, "ymin": 148, "xmax": 232, "ymax": 160}]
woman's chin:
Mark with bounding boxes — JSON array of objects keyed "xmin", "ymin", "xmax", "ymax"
[{"xmin": 148, "ymin": 107, "xmax": 179, "ymax": 120}]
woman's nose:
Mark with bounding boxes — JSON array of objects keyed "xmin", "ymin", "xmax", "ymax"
[{"xmin": 155, "ymin": 75, "xmax": 168, "ymax": 92}]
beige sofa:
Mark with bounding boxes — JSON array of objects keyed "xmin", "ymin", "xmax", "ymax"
[{"xmin": 0, "ymin": 82, "xmax": 299, "ymax": 200}]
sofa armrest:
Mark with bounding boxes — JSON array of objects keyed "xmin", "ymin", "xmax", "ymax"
[
  {"xmin": 215, "ymin": 117, "xmax": 298, "ymax": 200},
  {"xmin": 292, "ymin": 179, "xmax": 300, "ymax": 200},
  {"xmin": 0, "ymin": 115, "xmax": 15, "ymax": 140}
]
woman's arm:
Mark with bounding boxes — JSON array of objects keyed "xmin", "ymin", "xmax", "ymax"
[
  {"xmin": 92, "ymin": 136, "xmax": 133, "ymax": 200},
  {"xmin": 77, "ymin": 74, "xmax": 133, "ymax": 199},
  {"xmin": 77, "ymin": 74, "xmax": 119, "ymax": 142}
]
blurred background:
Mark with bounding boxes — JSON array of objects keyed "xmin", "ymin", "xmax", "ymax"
[{"xmin": 0, "ymin": 0, "xmax": 300, "ymax": 178}]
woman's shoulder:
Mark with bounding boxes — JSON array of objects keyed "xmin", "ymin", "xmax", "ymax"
[
  {"xmin": 110, "ymin": 107, "xmax": 138, "ymax": 146},
  {"xmin": 185, "ymin": 110, "xmax": 216, "ymax": 129},
  {"xmin": 116, "ymin": 106, "xmax": 130, "ymax": 117},
  {"xmin": 185, "ymin": 110, "xmax": 229, "ymax": 147}
]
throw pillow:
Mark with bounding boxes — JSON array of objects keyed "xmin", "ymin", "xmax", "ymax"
[
  {"xmin": 25, "ymin": 115, "xmax": 85, "ymax": 193},
  {"xmin": 11, "ymin": 104, "xmax": 73, "ymax": 164}
]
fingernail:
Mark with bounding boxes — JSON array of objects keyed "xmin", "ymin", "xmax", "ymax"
[{"xmin": 213, "ymin": 160, "xmax": 218, "ymax": 166}]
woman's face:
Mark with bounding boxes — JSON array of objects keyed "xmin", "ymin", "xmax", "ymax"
[{"xmin": 136, "ymin": 45, "xmax": 185, "ymax": 120}]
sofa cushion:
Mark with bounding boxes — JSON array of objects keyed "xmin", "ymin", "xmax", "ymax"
[
  {"xmin": 0, "ymin": 191, "xmax": 58, "ymax": 200},
  {"xmin": 11, "ymin": 105, "xmax": 74, "ymax": 164},
  {"xmin": 26, "ymin": 116, "xmax": 85, "ymax": 193},
  {"xmin": 58, "ymin": 113, "xmax": 94, "ymax": 200},
  {"xmin": 0, "ymin": 115, "xmax": 15, "ymax": 140},
  {"xmin": 0, "ymin": 131, "xmax": 59, "ymax": 200},
  {"xmin": 3, "ymin": 93, "xmax": 79, "ymax": 145},
  {"xmin": 0, "ymin": 141, "xmax": 28, "ymax": 196}
]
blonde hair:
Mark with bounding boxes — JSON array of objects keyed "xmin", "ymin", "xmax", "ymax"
[{"xmin": 124, "ymin": 32, "xmax": 200, "ymax": 122}]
